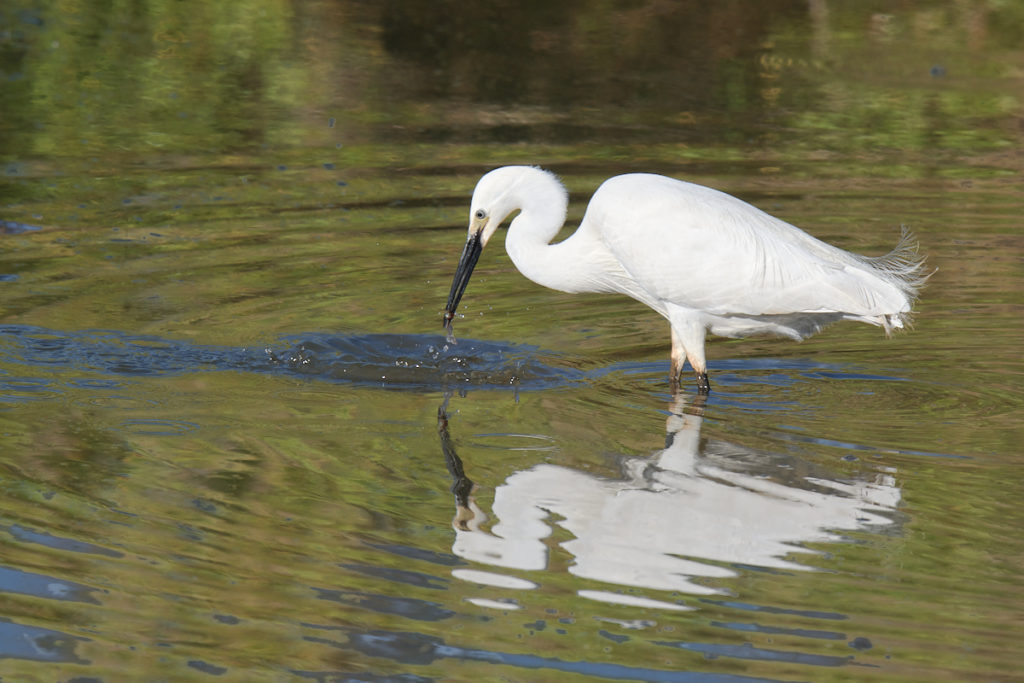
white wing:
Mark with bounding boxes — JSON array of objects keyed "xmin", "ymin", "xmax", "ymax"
[{"xmin": 585, "ymin": 174, "xmax": 912, "ymax": 318}]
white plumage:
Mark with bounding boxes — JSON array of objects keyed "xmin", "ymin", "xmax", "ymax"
[{"xmin": 443, "ymin": 166, "xmax": 929, "ymax": 393}]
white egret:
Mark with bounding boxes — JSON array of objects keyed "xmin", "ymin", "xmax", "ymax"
[{"xmin": 443, "ymin": 166, "xmax": 929, "ymax": 393}]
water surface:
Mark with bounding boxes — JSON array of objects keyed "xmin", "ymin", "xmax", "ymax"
[{"xmin": 1, "ymin": 2, "xmax": 1022, "ymax": 681}]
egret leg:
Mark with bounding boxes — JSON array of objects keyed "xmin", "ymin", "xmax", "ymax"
[
  {"xmin": 695, "ymin": 371, "xmax": 711, "ymax": 395},
  {"xmin": 670, "ymin": 320, "xmax": 711, "ymax": 395},
  {"xmin": 670, "ymin": 327, "xmax": 686, "ymax": 394}
]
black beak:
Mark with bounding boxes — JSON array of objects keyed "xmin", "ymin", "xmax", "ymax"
[{"xmin": 443, "ymin": 230, "xmax": 484, "ymax": 332}]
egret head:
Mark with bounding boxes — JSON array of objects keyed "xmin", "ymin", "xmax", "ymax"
[
  {"xmin": 443, "ymin": 166, "xmax": 567, "ymax": 337},
  {"xmin": 443, "ymin": 167, "xmax": 530, "ymax": 335},
  {"xmin": 468, "ymin": 166, "xmax": 529, "ymax": 247}
]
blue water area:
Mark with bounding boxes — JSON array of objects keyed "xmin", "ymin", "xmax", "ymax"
[
  {"xmin": 0, "ymin": 325, "xmax": 583, "ymax": 392},
  {"xmin": 0, "ymin": 325, "xmax": 917, "ymax": 401},
  {"xmin": 296, "ymin": 626, "xmax": 798, "ymax": 682},
  {"xmin": 0, "ymin": 220, "xmax": 43, "ymax": 234},
  {"xmin": 0, "ymin": 620, "xmax": 89, "ymax": 664}
]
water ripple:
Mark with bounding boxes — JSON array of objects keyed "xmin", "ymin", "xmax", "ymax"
[
  {"xmin": 116, "ymin": 418, "xmax": 200, "ymax": 436},
  {"xmin": 0, "ymin": 325, "xmax": 582, "ymax": 392},
  {"xmin": 301, "ymin": 626, "xmax": 793, "ymax": 682},
  {"xmin": 0, "ymin": 565, "xmax": 104, "ymax": 604},
  {"xmin": 0, "ymin": 620, "xmax": 89, "ymax": 664},
  {"xmin": 2, "ymin": 524, "xmax": 124, "ymax": 558}
]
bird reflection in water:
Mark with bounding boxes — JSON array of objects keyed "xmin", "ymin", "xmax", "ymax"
[{"xmin": 436, "ymin": 395, "xmax": 900, "ymax": 608}]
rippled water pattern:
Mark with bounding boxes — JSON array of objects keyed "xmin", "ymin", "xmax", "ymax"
[
  {"xmin": 2, "ymin": 2, "xmax": 1023, "ymax": 682},
  {"xmin": 0, "ymin": 326, "xmax": 580, "ymax": 390}
]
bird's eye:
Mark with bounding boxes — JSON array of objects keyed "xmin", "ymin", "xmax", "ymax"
[{"xmin": 474, "ymin": 209, "xmax": 486, "ymax": 220}]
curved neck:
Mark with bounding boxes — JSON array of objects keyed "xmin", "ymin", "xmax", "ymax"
[
  {"xmin": 506, "ymin": 213, "xmax": 576, "ymax": 292},
  {"xmin": 497, "ymin": 167, "xmax": 621, "ymax": 296},
  {"xmin": 506, "ymin": 210, "xmax": 619, "ymax": 295}
]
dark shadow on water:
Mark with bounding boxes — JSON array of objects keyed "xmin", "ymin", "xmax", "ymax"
[
  {"xmin": 299, "ymin": 625, "xmax": 791, "ymax": 682},
  {"xmin": 0, "ymin": 325, "xmax": 582, "ymax": 392},
  {"xmin": 0, "ymin": 326, "xmax": 943, "ymax": 418},
  {"xmin": 271, "ymin": 333, "xmax": 582, "ymax": 390}
]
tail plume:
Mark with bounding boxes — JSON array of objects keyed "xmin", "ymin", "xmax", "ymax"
[{"xmin": 860, "ymin": 226, "xmax": 934, "ymax": 332}]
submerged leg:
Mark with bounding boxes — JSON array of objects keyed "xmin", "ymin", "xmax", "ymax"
[
  {"xmin": 670, "ymin": 326, "xmax": 686, "ymax": 394},
  {"xmin": 670, "ymin": 319, "xmax": 711, "ymax": 395},
  {"xmin": 694, "ymin": 371, "xmax": 710, "ymax": 395}
]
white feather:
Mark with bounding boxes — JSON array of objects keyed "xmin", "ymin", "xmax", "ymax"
[{"xmin": 454, "ymin": 166, "xmax": 931, "ymax": 391}]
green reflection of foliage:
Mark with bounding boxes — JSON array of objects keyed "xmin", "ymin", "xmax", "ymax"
[
  {"xmin": 5, "ymin": 0, "xmax": 298, "ymax": 158},
  {"xmin": 768, "ymin": 2, "xmax": 1023, "ymax": 154},
  {"xmin": 3, "ymin": 0, "xmax": 1021, "ymax": 165}
]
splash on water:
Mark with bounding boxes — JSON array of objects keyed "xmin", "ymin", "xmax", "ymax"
[{"xmin": 0, "ymin": 325, "xmax": 582, "ymax": 392}]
